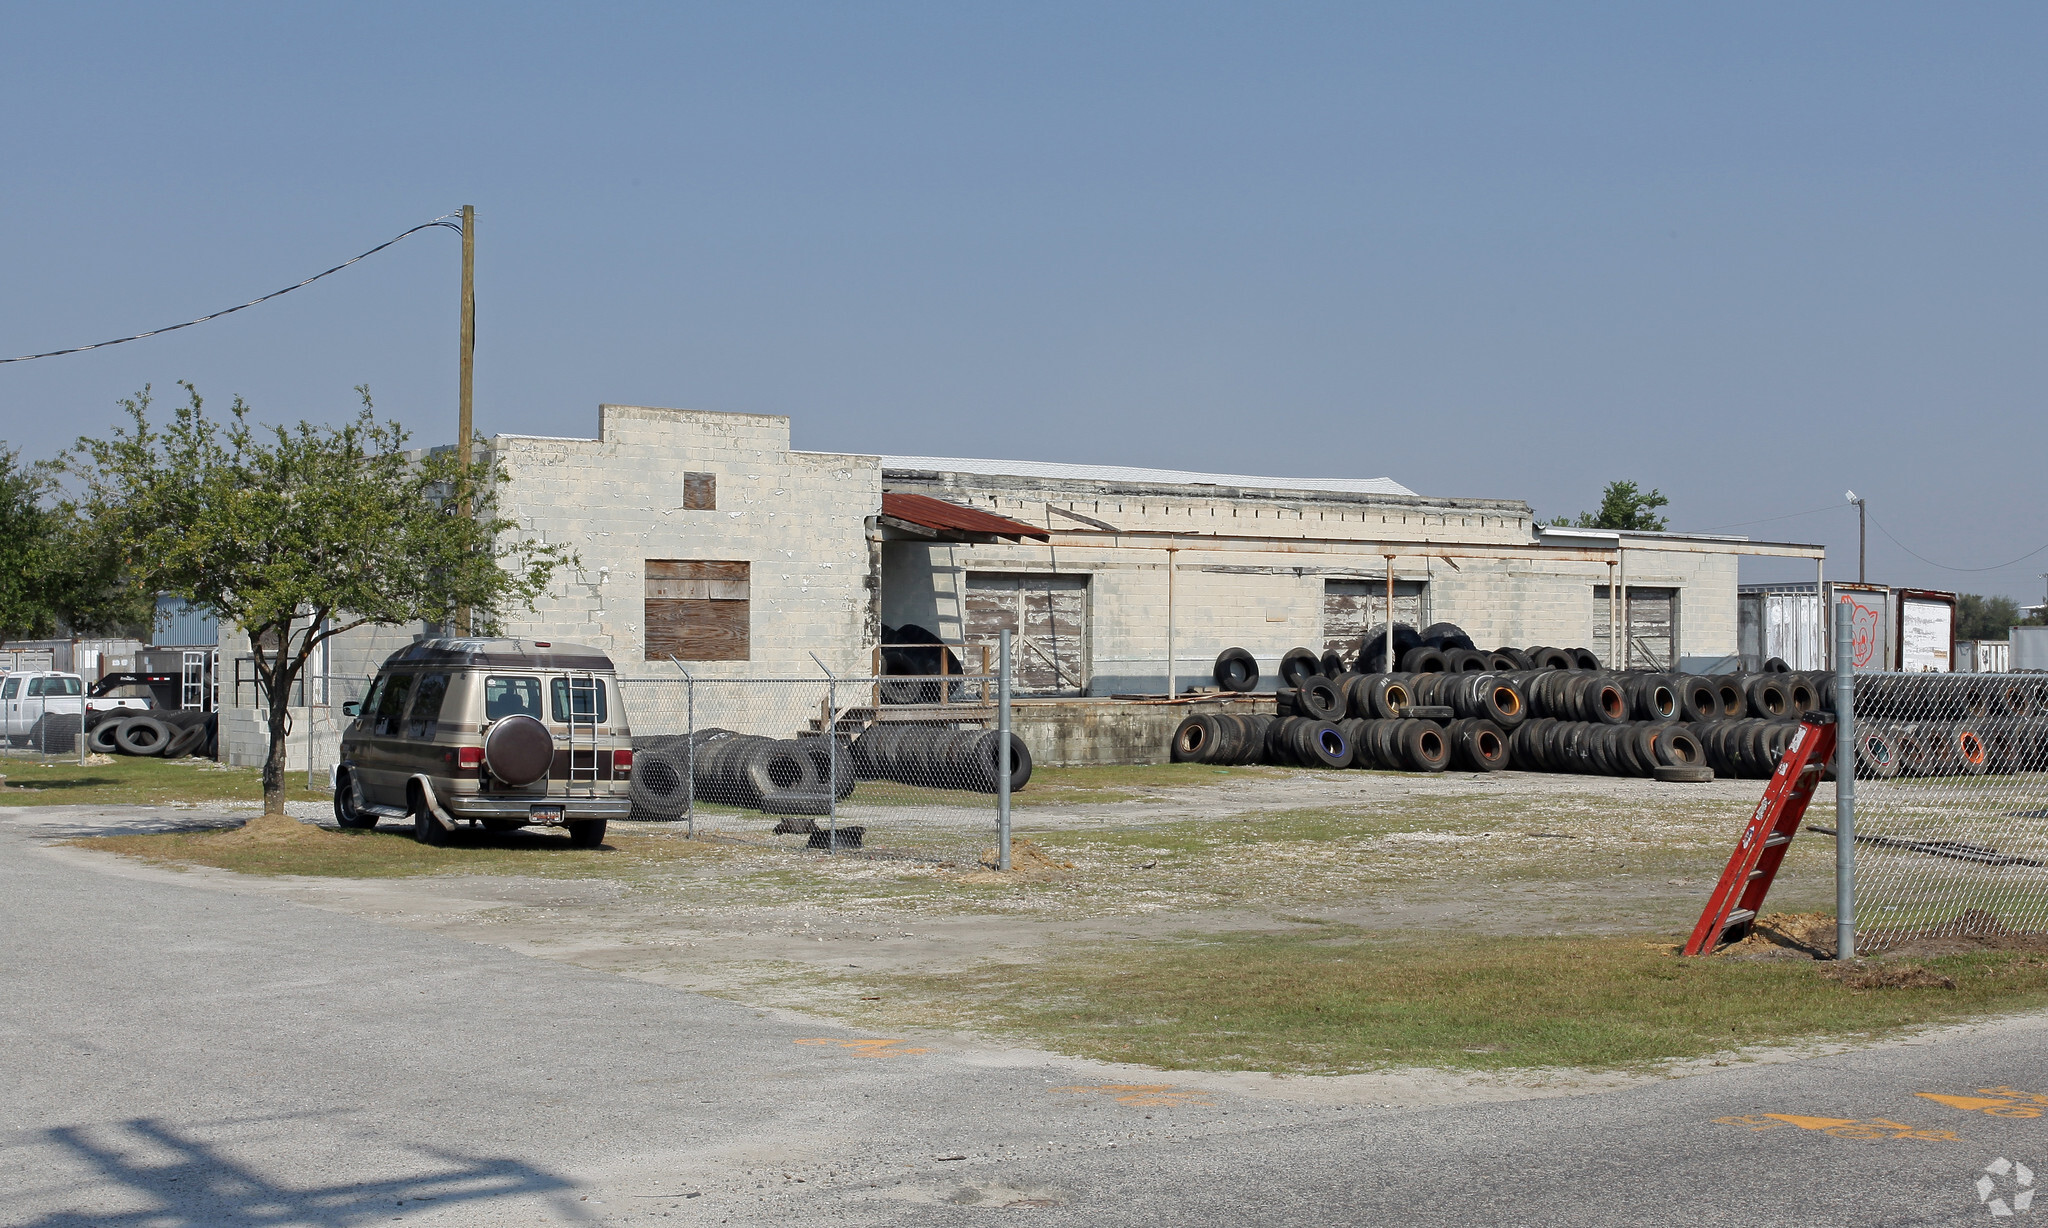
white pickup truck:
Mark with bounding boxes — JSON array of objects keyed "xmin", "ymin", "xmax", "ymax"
[{"xmin": 0, "ymin": 671, "xmax": 85, "ymax": 749}]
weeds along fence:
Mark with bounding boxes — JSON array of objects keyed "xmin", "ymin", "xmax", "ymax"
[
  {"xmin": 615, "ymin": 674, "xmax": 1025, "ymax": 866},
  {"xmin": 1847, "ymin": 672, "xmax": 2048, "ymax": 953}
]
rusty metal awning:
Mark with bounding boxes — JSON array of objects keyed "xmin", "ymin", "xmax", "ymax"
[{"xmin": 879, "ymin": 492, "xmax": 1050, "ymax": 543}]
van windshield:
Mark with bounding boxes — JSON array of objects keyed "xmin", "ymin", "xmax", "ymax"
[{"xmin": 484, "ymin": 676, "xmax": 543, "ymax": 721}]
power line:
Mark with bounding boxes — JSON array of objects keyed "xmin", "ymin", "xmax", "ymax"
[
  {"xmin": 1698, "ymin": 502, "xmax": 1847, "ymax": 533},
  {"xmin": 0, "ymin": 212, "xmax": 463, "ymax": 364},
  {"xmin": 1867, "ymin": 510, "xmax": 2048, "ymax": 574}
]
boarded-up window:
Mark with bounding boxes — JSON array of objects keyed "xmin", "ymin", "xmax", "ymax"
[
  {"xmin": 1593, "ymin": 586, "xmax": 1677, "ymax": 669},
  {"xmin": 682, "ymin": 472, "xmax": 715, "ymax": 510},
  {"xmin": 1322, "ymin": 579, "xmax": 1425, "ymax": 659},
  {"xmin": 645, "ymin": 560, "xmax": 749, "ymax": 660},
  {"xmin": 964, "ymin": 573, "xmax": 1089, "ymax": 696}
]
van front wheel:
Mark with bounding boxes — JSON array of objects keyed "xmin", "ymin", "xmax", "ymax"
[
  {"xmin": 565, "ymin": 819, "xmax": 606, "ymax": 849},
  {"xmin": 333, "ymin": 770, "xmax": 377, "ymax": 829}
]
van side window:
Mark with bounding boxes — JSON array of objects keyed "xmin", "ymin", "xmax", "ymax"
[
  {"xmin": 27, "ymin": 677, "xmax": 81, "ymax": 697},
  {"xmin": 407, "ymin": 674, "xmax": 450, "ymax": 739},
  {"xmin": 551, "ymin": 677, "xmax": 607, "ymax": 724},
  {"xmin": 483, "ymin": 676, "xmax": 542, "ymax": 721},
  {"xmin": 1, "ymin": 678, "xmax": 18, "ymax": 700},
  {"xmin": 357, "ymin": 677, "xmax": 385, "ymax": 725},
  {"xmin": 373, "ymin": 674, "xmax": 414, "ymax": 737}
]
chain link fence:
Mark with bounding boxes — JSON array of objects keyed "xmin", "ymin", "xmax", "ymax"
[
  {"xmin": 616, "ymin": 673, "xmax": 1019, "ymax": 866},
  {"xmin": 0, "ymin": 691, "xmax": 88, "ymax": 766},
  {"xmin": 1846, "ymin": 671, "xmax": 2048, "ymax": 952}
]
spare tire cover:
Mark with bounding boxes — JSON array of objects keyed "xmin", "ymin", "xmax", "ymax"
[{"xmin": 486, "ymin": 714, "xmax": 555, "ymax": 787}]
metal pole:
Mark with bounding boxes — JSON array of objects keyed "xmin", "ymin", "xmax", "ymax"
[
  {"xmin": 1165, "ymin": 548, "xmax": 1177, "ymax": 697},
  {"xmin": 1857, "ymin": 499, "xmax": 1867, "ymax": 584},
  {"xmin": 670, "ymin": 657, "xmax": 696, "ymax": 840},
  {"xmin": 1616, "ymin": 546, "xmax": 1629, "ymax": 669},
  {"xmin": 1607, "ymin": 560, "xmax": 1618, "ymax": 666},
  {"xmin": 1834, "ymin": 610, "xmax": 1857, "ymax": 961},
  {"xmin": 998, "ymin": 627, "xmax": 1012, "ymax": 872},
  {"xmin": 1384, "ymin": 555, "xmax": 1396, "ymax": 673},
  {"xmin": 455, "ymin": 203, "xmax": 476, "ymax": 636}
]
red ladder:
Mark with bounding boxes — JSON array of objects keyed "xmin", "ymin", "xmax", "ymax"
[{"xmin": 1683, "ymin": 712, "xmax": 1837, "ymax": 956}]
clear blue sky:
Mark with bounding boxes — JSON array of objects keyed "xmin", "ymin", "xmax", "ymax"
[{"xmin": 4, "ymin": 3, "xmax": 2044, "ymax": 601}]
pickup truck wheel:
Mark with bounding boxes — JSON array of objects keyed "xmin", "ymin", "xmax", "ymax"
[
  {"xmin": 565, "ymin": 819, "xmax": 607, "ymax": 848},
  {"xmin": 332, "ymin": 770, "xmax": 378, "ymax": 829}
]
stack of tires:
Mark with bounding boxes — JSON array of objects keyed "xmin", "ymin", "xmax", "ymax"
[
  {"xmin": 1848, "ymin": 675, "xmax": 2048, "ymax": 779},
  {"xmin": 629, "ymin": 728, "xmax": 856, "ymax": 818},
  {"xmin": 83, "ymin": 709, "xmax": 217, "ymax": 760},
  {"xmin": 849, "ymin": 724, "xmax": 1032, "ymax": 794},
  {"xmin": 1181, "ymin": 630, "xmax": 1828, "ymax": 780}
]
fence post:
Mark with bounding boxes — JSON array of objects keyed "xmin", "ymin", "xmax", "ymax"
[
  {"xmin": 670, "ymin": 656, "xmax": 695, "ymax": 840},
  {"xmin": 826, "ymin": 674, "xmax": 839, "ymax": 856},
  {"xmin": 1834, "ymin": 609, "xmax": 1857, "ymax": 961},
  {"xmin": 998, "ymin": 628, "xmax": 1012, "ymax": 872}
]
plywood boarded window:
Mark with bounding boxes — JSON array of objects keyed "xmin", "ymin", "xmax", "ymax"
[
  {"xmin": 682, "ymin": 472, "xmax": 715, "ymax": 510},
  {"xmin": 1322, "ymin": 579, "xmax": 1425, "ymax": 660},
  {"xmin": 964, "ymin": 573, "xmax": 1089, "ymax": 696},
  {"xmin": 1593, "ymin": 586, "xmax": 1677, "ymax": 670},
  {"xmin": 645, "ymin": 560, "xmax": 749, "ymax": 660}
]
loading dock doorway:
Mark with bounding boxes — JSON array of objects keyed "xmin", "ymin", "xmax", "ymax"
[
  {"xmin": 1323, "ymin": 579, "xmax": 1425, "ymax": 662},
  {"xmin": 1593, "ymin": 586, "xmax": 1678, "ymax": 670},
  {"xmin": 964, "ymin": 573, "xmax": 1089, "ymax": 696}
]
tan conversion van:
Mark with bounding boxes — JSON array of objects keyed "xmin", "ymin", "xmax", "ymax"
[{"xmin": 334, "ymin": 638, "xmax": 633, "ymax": 847}]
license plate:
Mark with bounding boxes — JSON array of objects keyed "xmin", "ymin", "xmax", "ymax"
[{"xmin": 529, "ymin": 804, "xmax": 565, "ymax": 825}]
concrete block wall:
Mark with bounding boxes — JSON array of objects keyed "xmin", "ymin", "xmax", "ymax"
[{"xmin": 489, "ymin": 405, "xmax": 881, "ymax": 679}]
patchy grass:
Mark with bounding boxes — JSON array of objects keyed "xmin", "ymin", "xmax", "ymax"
[
  {"xmin": 853, "ymin": 926, "xmax": 2048, "ymax": 1074},
  {"xmin": 70, "ymin": 824, "xmax": 736, "ymax": 879},
  {"xmin": 1017, "ymin": 763, "xmax": 1297, "ymax": 805},
  {"xmin": 0, "ymin": 755, "xmax": 325, "ymax": 807}
]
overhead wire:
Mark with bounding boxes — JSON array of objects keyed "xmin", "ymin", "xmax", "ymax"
[
  {"xmin": 1866, "ymin": 511, "xmax": 2048, "ymax": 574},
  {"xmin": 1697, "ymin": 502, "xmax": 1848, "ymax": 533},
  {"xmin": 0, "ymin": 212, "xmax": 463, "ymax": 364}
]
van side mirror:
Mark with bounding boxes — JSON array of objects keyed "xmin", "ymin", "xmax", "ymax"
[{"xmin": 342, "ymin": 701, "xmax": 361, "ymax": 717}]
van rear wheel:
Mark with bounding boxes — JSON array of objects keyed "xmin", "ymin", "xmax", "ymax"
[
  {"xmin": 565, "ymin": 819, "xmax": 606, "ymax": 848},
  {"xmin": 411, "ymin": 786, "xmax": 450, "ymax": 846}
]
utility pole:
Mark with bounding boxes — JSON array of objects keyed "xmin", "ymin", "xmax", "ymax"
[
  {"xmin": 456, "ymin": 204, "xmax": 476, "ymax": 636},
  {"xmin": 1845, "ymin": 491, "xmax": 1867, "ymax": 583}
]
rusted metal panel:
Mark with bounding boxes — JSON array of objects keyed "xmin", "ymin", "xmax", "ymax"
[
  {"xmin": 682, "ymin": 472, "xmax": 715, "ymax": 510},
  {"xmin": 881, "ymin": 492, "xmax": 1049, "ymax": 540}
]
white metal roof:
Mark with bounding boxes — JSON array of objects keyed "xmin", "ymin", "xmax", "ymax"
[{"xmin": 878, "ymin": 454, "xmax": 1416, "ymax": 498}]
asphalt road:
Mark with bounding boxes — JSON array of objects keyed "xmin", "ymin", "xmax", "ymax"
[{"xmin": 2, "ymin": 805, "xmax": 2044, "ymax": 1227}]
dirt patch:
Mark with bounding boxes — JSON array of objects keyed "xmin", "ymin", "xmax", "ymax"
[
  {"xmin": 959, "ymin": 838, "xmax": 1075, "ymax": 883},
  {"xmin": 1716, "ymin": 912, "xmax": 1837, "ymax": 961}
]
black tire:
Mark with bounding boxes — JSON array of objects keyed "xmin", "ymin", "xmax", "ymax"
[
  {"xmin": 161, "ymin": 723, "xmax": 207, "ymax": 759},
  {"xmin": 1365, "ymin": 674, "xmax": 1413, "ymax": 720},
  {"xmin": 1397, "ymin": 720, "xmax": 1451, "ymax": 772},
  {"xmin": 1213, "ymin": 648, "xmax": 1259, "ymax": 693},
  {"xmin": 27, "ymin": 713, "xmax": 81, "ymax": 754},
  {"xmin": 1320, "ymin": 650, "xmax": 1348, "ymax": 679},
  {"xmin": 411, "ymin": 785, "xmax": 449, "ymax": 846},
  {"xmin": 1746, "ymin": 677, "xmax": 1790, "ymax": 720},
  {"xmin": 1714, "ymin": 678, "xmax": 1747, "ymax": 717},
  {"xmin": 1293, "ymin": 720, "xmax": 1351, "ymax": 769},
  {"xmin": 332, "ymin": 768, "xmax": 378, "ymax": 829},
  {"xmin": 87, "ymin": 717, "xmax": 125, "ymax": 755},
  {"xmin": 1355, "ymin": 624, "xmax": 1422, "ymax": 673},
  {"xmin": 1399, "ymin": 647, "xmax": 1449, "ymax": 673},
  {"xmin": 1654, "ymin": 765, "xmax": 1715, "ymax": 783},
  {"xmin": 630, "ymin": 739, "xmax": 693, "ymax": 820},
  {"xmin": 1443, "ymin": 648, "xmax": 1490, "ymax": 672},
  {"xmin": 1526, "ymin": 647, "xmax": 1575, "ymax": 671},
  {"xmin": 1569, "ymin": 647, "xmax": 1602, "ymax": 671},
  {"xmin": 1655, "ymin": 727, "xmax": 1707, "ymax": 770},
  {"xmin": 1586, "ymin": 678, "xmax": 1630, "ymax": 725},
  {"xmin": 1453, "ymin": 719, "xmax": 1508, "ymax": 772},
  {"xmin": 1674, "ymin": 676, "xmax": 1717, "ymax": 723},
  {"xmin": 1855, "ymin": 726, "xmax": 1903, "ymax": 779},
  {"xmin": 1279, "ymin": 648, "xmax": 1323, "ymax": 689},
  {"xmin": 115, "ymin": 716, "xmax": 172, "ymax": 756},
  {"xmin": 1493, "ymin": 647, "xmax": 1534, "ymax": 671},
  {"xmin": 1172, "ymin": 715, "xmax": 1217, "ymax": 763},
  {"xmin": 566, "ymin": 819, "xmax": 607, "ymax": 848},
  {"xmin": 1294, "ymin": 677, "xmax": 1343, "ymax": 721},
  {"xmin": 1763, "ymin": 656, "xmax": 1792, "ymax": 673}
]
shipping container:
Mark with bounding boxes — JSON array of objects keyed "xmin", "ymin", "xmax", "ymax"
[{"xmin": 1955, "ymin": 640, "xmax": 2011, "ymax": 673}]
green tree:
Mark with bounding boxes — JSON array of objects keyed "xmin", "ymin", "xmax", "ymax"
[
  {"xmin": 69, "ymin": 384, "xmax": 569, "ymax": 814},
  {"xmin": 0, "ymin": 444, "xmax": 151, "ymax": 645},
  {"xmin": 1551, "ymin": 480, "xmax": 1671, "ymax": 532},
  {"xmin": 1956, "ymin": 594, "xmax": 2024, "ymax": 641}
]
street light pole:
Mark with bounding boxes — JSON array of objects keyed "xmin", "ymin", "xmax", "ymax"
[{"xmin": 1845, "ymin": 491, "xmax": 1867, "ymax": 584}]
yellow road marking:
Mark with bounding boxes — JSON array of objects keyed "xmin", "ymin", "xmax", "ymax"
[
  {"xmin": 1050, "ymin": 1083, "xmax": 1215, "ymax": 1108},
  {"xmin": 1714, "ymin": 1114, "xmax": 1959, "ymax": 1142},
  {"xmin": 793, "ymin": 1038, "xmax": 929, "ymax": 1057},
  {"xmin": 1919, "ymin": 1094, "xmax": 2022, "ymax": 1113},
  {"xmin": 1916, "ymin": 1088, "xmax": 2048, "ymax": 1119}
]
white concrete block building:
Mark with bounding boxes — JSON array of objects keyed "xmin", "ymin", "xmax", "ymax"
[{"xmin": 216, "ymin": 402, "xmax": 1824, "ymax": 767}]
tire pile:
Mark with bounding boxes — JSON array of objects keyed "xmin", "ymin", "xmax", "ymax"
[
  {"xmin": 630, "ymin": 725, "xmax": 1032, "ymax": 823},
  {"xmin": 1179, "ymin": 624, "xmax": 1839, "ymax": 781},
  {"xmin": 1849, "ymin": 675, "xmax": 2048, "ymax": 779},
  {"xmin": 82, "ymin": 709, "xmax": 218, "ymax": 759}
]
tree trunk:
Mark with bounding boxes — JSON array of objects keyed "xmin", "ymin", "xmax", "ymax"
[{"xmin": 263, "ymin": 684, "xmax": 292, "ymax": 815}]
